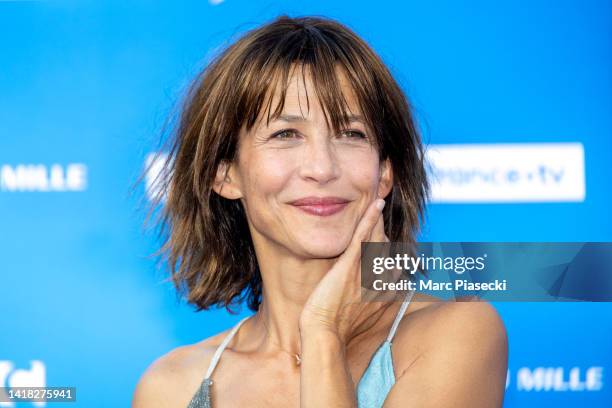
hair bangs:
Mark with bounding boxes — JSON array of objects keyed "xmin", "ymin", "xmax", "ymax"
[{"xmin": 239, "ymin": 33, "xmax": 381, "ymax": 152}]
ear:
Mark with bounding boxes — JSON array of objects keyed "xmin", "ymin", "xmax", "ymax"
[
  {"xmin": 377, "ymin": 158, "xmax": 393, "ymax": 199},
  {"xmin": 212, "ymin": 160, "xmax": 243, "ymax": 200}
]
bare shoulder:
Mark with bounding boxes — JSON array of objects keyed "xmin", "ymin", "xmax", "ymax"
[
  {"xmin": 420, "ymin": 295, "xmax": 506, "ymax": 338},
  {"xmin": 131, "ymin": 330, "xmax": 231, "ymax": 408},
  {"xmin": 385, "ymin": 294, "xmax": 508, "ymax": 407},
  {"xmin": 403, "ymin": 294, "xmax": 507, "ymax": 360},
  {"xmin": 396, "ymin": 293, "xmax": 507, "ymax": 350},
  {"xmin": 436, "ymin": 296, "xmax": 507, "ymax": 351}
]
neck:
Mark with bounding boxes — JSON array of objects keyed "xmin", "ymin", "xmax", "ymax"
[
  {"xmin": 245, "ymin": 234, "xmax": 393, "ymax": 358},
  {"xmin": 253, "ymin": 269, "xmax": 322, "ymax": 356}
]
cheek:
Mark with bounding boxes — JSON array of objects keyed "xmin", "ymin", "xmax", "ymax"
[
  {"xmin": 244, "ymin": 153, "xmax": 292, "ymax": 197},
  {"xmin": 339, "ymin": 150, "xmax": 380, "ymax": 190},
  {"xmin": 240, "ymin": 154, "xmax": 297, "ymax": 239}
]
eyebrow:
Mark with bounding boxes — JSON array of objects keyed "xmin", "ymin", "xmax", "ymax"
[{"xmin": 273, "ymin": 113, "xmax": 365, "ymax": 124}]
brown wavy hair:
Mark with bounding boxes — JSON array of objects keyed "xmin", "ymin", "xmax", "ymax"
[{"xmin": 140, "ymin": 14, "xmax": 430, "ymax": 313}]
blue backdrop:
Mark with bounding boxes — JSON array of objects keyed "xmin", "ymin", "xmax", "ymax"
[{"xmin": 1, "ymin": 0, "xmax": 610, "ymax": 407}]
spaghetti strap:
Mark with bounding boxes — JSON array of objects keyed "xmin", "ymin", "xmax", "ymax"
[
  {"xmin": 204, "ymin": 315, "xmax": 250, "ymax": 380},
  {"xmin": 187, "ymin": 317, "xmax": 250, "ymax": 408},
  {"xmin": 386, "ymin": 289, "xmax": 415, "ymax": 343}
]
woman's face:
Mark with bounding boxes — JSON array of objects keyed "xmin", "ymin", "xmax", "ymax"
[{"xmin": 215, "ymin": 67, "xmax": 393, "ymax": 259}]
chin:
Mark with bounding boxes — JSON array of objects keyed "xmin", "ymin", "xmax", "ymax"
[{"xmin": 300, "ymin": 237, "xmax": 350, "ymax": 259}]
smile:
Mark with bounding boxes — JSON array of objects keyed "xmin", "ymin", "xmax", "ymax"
[
  {"xmin": 288, "ymin": 196, "xmax": 351, "ymax": 216},
  {"xmin": 291, "ymin": 202, "xmax": 349, "ymax": 216}
]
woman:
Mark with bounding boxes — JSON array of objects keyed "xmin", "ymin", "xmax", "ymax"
[{"xmin": 132, "ymin": 15, "xmax": 508, "ymax": 408}]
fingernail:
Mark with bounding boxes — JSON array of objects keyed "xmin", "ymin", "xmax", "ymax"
[{"xmin": 375, "ymin": 198, "xmax": 386, "ymax": 211}]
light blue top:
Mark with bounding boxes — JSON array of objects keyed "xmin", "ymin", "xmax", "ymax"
[
  {"xmin": 355, "ymin": 288, "xmax": 414, "ymax": 407},
  {"xmin": 187, "ymin": 289, "xmax": 415, "ymax": 408}
]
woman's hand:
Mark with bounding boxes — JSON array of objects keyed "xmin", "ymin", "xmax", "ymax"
[{"xmin": 299, "ymin": 198, "xmax": 389, "ymax": 342}]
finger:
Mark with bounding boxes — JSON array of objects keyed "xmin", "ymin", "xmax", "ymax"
[
  {"xmin": 354, "ymin": 198, "xmax": 386, "ymax": 244},
  {"xmin": 369, "ymin": 211, "xmax": 386, "ymax": 243},
  {"xmin": 340, "ymin": 198, "xmax": 386, "ymax": 263},
  {"xmin": 368, "ymin": 211, "xmax": 391, "ymax": 263}
]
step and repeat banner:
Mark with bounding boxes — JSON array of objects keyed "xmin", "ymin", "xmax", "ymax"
[{"xmin": 1, "ymin": 1, "xmax": 610, "ymax": 407}]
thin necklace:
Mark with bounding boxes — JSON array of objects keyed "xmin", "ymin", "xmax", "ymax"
[{"xmin": 258, "ymin": 314, "xmax": 302, "ymax": 366}]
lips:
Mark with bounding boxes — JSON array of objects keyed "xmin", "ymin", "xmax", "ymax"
[{"xmin": 289, "ymin": 196, "xmax": 350, "ymax": 216}]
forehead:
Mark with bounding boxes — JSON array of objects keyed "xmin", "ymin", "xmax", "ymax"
[{"xmin": 260, "ymin": 64, "xmax": 363, "ymax": 126}]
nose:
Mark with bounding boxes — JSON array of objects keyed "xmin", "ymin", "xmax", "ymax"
[{"xmin": 298, "ymin": 135, "xmax": 340, "ymax": 184}]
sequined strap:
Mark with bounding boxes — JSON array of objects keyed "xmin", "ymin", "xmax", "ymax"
[{"xmin": 186, "ymin": 378, "xmax": 213, "ymax": 408}]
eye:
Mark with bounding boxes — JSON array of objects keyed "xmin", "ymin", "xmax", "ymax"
[
  {"xmin": 269, "ymin": 129, "xmax": 367, "ymax": 141},
  {"xmin": 340, "ymin": 130, "xmax": 368, "ymax": 140},
  {"xmin": 270, "ymin": 129, "xmax": 299, "ymax": 140}
]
